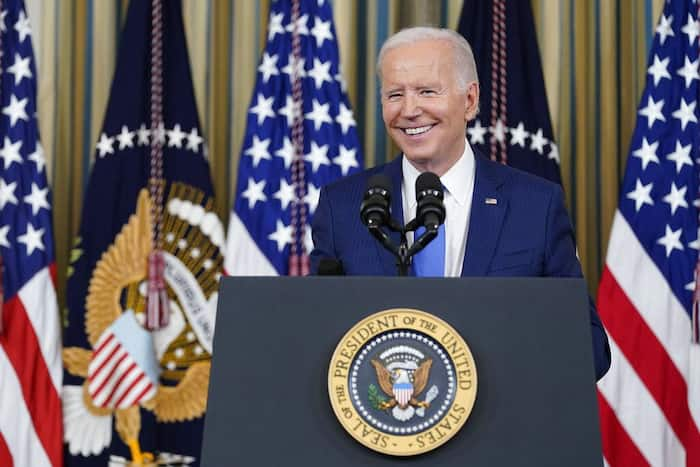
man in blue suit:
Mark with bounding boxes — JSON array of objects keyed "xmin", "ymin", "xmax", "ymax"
[{"xmin": 310, "ymin": 27, "xmax": 610, "ymax": 380}]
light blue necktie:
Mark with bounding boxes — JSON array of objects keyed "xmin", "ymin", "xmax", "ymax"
[{"xmin": 413, "ymin": 223, "xmax": 445, "ymax": 277}]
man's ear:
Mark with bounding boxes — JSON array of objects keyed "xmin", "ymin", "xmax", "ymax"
[{"xmin": 464, "ymin": 82, "xmax": 480, "ymax": 121}]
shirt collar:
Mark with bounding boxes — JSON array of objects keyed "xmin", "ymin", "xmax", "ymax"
[{"xmin": 402, "ymin": 139, "xmax": 475, "ymax": 208}]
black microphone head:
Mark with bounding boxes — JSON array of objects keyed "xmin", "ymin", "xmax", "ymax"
[
  {"xmin": 415, "ymin": 172, "xmax": 443, "ymax": 200},
  {"xmin": 367, "ymin": 174, "xmax": 392, "ymax": 194},
  {"xmin": 360, "ymin": 174, "xmax": 392, "ymax": 227},
  {"xmin": 415, "ymin": 171, "xmax": 445, "ymax": 228}
]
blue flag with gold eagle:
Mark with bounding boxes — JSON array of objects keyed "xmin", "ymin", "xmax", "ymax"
[{"xmin": 62, "ymin": 1, "xmax": 223, "ymax": 465}]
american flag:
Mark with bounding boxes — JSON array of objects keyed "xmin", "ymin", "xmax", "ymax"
[
  {"xmin": 597, "ymin": 1, "xmax": 700, "ymax": 465},
  {"xmin": 225, "ymin": 0, "xmax": 362, "ymax": 276},
  {"xmin": 457, "ymin": 0, "xmax": 561, "ymax": 183},
  {"xmin": 0, "ymin": 1, "xmax": 63, "ymax": 466}
]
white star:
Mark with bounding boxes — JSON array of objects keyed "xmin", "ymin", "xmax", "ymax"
[
  {"xmin": 657, "ymin": 225, "xmax": 684, "ymax": 257},
  {"xmin": 137, "ymin": 123, "xmax": 151, "ymax": 145},
  {"xmin": 23, "ymin": 182, "xmax": 49, "ymax": 215},
  {"xmin": 152, "ymin": 122, "xmax": 166, "ymax": 144},
  {"xmin": 0, "ymin": 136, "xmax": 22, "ymax": 169},
  {"xmin": 332, "ymin": 145, "xmax": 359, "ymax": 175},
  {"xmin": 656, "ymin": 14, "xmax": 674, "ymax": 45},
  {"xmin": 244, "ymin": 135, "xmax": 271, "ymax": 167},
  {"xmin": 274, "ymin": 178, "xmax": 296, "ymax": 210},
  {"xmin": 681, "ymin": 13, "xmax": 700, "ymax": 45},
  {"xmin": 2, "ymin": 94, "xmax": 28, "ymax": 127},
  {"xmin": 0, "ymin": 225, "xmax": 9, "ymax": 248},
  {"xmin": 626, "ymin": 179, "xmax": 654, "ymax": 212},
  {"xmin": 28, "ymin": 143, "xmax": 45, "ymax": 172},
  {"xmin": 529, "ymin": 128, "xmax": 547, "ymax": 154},
  {"xmin": 96, "ymin": 133, "xmax": 114, "ymax": 158},
  {"xmin": 335, "ymin": 68, "xmax": 348, "ymax": 93},
  {"xmin": 547, "ymin": 143, "xmax": 560, "ymax": 163},
  {"xmin": 689, "ymin": 237, "xmax": 700, "ymax": 251},
  {"xmin": 305, "ymin": 99, "xmax": 332, "ymax": 130},
  {"xmin": 305, "ymin": 141, "xmax": 330, "ymax": 172},
  {"xmin": 241, "ymin": 178, "xmax": 267, "ymax": 210},
  {"xmin": 632, "ymin": 137, "xmax": 660, "ymax": 169},
  {"xmin": 666, "ymin": 141, "xmax": 693, "ymax": 173},
  {"xmin": 509, "ymin": 122, "xmax": 528, "ymax": 147},
  {"xmin": 663, "ymin": 182, "xmax": 688, "ymax": 215},
  {"xmin": 467, "ymin": 120, "xmax": 487, "ymax": 144},
  {"xmin": 490, "ymin": 119, "xmax": 506, "ymax": 144},
  {"xmin": 0, "ymin": 178, "xmax": 18, "ymax": 209},
  {"xmin": 278, "ymin": 95, "xmax": 296, "ymax": 127},
  {"xmin": 638, "ymin": 95, "xmax": 666, "ymax": 128},
  {"xmin": 249, "ymin": 93, "xmax": 276, "ymax": 126},
  {"xmin": 7, "ymin": 53, "xmax": 32, "ymax": 85},
  {"xmin": 17, "ymin": 223, "xmax": 45, "ymax": 255},
  {"xmin": 275, "ymin": 137, "xmax": 295, "ymax": 169},
  {"xmin": 258, "ymin": 52, "xmax": 279, "ymax": 83},
  {"xmin": 307, "ymin": 58, "xmax": 332, "ymax": 89},
  {"xmin": 281, "ymin": 54, "xmax": 306, "ymax": 78},
  {"xmin": 268, "ymin": 220, "xmax": 293, "ymax": 253},
  {"xmin": 116, "ymin": 125, "xmax": 135, "ymax": 150},
  {"xmin": 186, "ymin": 128, "xmax": 203, "ymax": 152},
  {"xmin": 267, "ymin": 12, "xmax": 285, "ymax": 41},
  {"xmin": 304, "ymin": 223, "xmax": 313, "ymax": 255},
  {"xmin": 304, "ymin": 183, "xmax": 320, "ymax": 214},
  {"xmin": 671, "ymin": 98, "xmax": 697, "ymax": 130},
  {"xmin": 647, "ymin": 55, "xmax": 671, "ymax": 86},
  {"xmin": 167, "ymin": 124, "xmax": 187, "ymax": 148},
  {"xmin": 677, "ymin": 56, "xmax": 699, "ymax": 88},
  {"xmin": 285, "ymin": 14, "xmax": 309, "ymax": 35},
  {"xmin": 14, "ymin": 10, "xmax": 31, "ymax": 43},
  {"xmin": 335, "ymin": 103, "xmax": 356, "ymax": 134},
  {"xmin": 0, "ymin": 10, "xmax": 7, "ymax": 33},
  {"xmin": 310, "ymin": 17, "xmax": 333, "ymax": 47}
]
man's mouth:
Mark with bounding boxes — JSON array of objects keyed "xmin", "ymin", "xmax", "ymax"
[{"xmin": 402, "ymin": 124, "xmax": 434, "ymax": 136}]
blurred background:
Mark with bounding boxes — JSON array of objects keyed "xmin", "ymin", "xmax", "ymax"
[{"xmin": 26, "ymin": 0, "xmax": 664, "ymax": 300}]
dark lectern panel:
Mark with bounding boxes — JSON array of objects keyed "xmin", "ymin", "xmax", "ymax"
[{"xmin": 202, "ymin": 277, "xmax": 601, "ymax": 467}]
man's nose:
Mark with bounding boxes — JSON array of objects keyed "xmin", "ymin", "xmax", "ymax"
[{"xmin": 400, "ymin": 93, "xmax": 421, "ymax": 118}]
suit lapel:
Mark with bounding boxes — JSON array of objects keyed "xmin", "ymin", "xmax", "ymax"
[
  {"xmin": 461, "ymin": 154, "xmax": 508, "ymax": 276},
  {"xmin": 373, "ymin": 157, "xmax": 404, "ymax": 275}
]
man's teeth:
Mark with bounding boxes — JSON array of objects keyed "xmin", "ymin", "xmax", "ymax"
[{"xmin": 404, "ymin": 125, "xmax": 432, "ymax": 135}]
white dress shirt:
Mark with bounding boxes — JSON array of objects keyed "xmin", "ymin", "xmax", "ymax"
[{"xmin": 401, "ymin": 140, "xmax": 476, "ymax": 277}]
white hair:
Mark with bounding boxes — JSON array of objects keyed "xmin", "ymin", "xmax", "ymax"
[{"xmin": 376, "ymin": 27, "xmax": 479, "ymax": 92}]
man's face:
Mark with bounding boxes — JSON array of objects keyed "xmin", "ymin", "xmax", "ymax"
[{"xmin": 380, "ymin": 39, "xmax": 479, "ymax": 176}]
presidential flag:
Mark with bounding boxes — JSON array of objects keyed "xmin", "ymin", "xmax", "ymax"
[
  {"xmin": 457, "ymin": 0, "xmax": 561, "ymax": 183},
  {"xmin": 597, "ymin": 1, "xmax": 700, "ymax": 465},
  {"xmin": 0, "ymin": 1, "xmax": 63, "ymax": 466},
  {"xmin": 62, "ymin": 1, "xmax": 223, "ymax": 465},
  {"xmin": 225, "ymin": 0, "xmax": 363, "ymax": 276}
]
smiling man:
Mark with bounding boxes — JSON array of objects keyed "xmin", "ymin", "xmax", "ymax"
[{"xmin": 310, "ymin": 27, "xmax": 610, "ymax": 380}]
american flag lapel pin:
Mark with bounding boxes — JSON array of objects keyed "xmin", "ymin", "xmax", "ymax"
[{"xmin": 485, "ymin": 198, "xmax": 498, "ymax": 205}]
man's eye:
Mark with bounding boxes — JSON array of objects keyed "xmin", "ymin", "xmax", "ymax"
[
  {"xmin": 387, "ymin": 93, "xmax": 402, "ymax": 100},
  {"xmin": 421, "ymin": 89, "xmax": 436, "ymax": 95}
]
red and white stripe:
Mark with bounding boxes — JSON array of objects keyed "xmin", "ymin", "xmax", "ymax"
[
  {"xmin": 88, "ymin": 332, "xmax": 156, "ymax": 410},
  {"xmin": 0, "ymin": 267, "xmax": 63, "ymax": 467},
  {"xmin": 597, "ymin": 212, "xmax": 700, "ymax": 466}
]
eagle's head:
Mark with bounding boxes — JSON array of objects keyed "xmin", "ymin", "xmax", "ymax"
[{"xmin": 391, "ymin": 368, "xmax": 411, "ymax": 384}]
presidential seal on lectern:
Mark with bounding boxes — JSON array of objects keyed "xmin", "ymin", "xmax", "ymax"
[{"xmin": 328, "ymin": 308, "xmax": 477, "ymax": 456}]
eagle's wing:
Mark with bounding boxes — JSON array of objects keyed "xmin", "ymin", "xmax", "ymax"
[
  {"xmin": 371, "ymin": 359, "xmax": 394, "ymax": 396},
  {"xmin": 413, "ymin": 359, "xmax": 433, "ymax": 395},
  {"xmin": 141, "ymin": 361, "xmax": 210, "ymax": 422},
  {"xmin": 63, "ymin": 347, "xmax": 92, "ymax": 378}
]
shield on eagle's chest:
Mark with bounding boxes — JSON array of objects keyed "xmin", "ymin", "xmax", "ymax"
[
  {"xmin": 87, "ymin": 311, "xmax": 160, "ymax": 409},
  {"xmin": 393, "ymin": 382, "xmax": 413, "ymax": 406}
]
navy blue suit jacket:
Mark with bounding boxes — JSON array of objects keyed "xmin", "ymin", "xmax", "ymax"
[{"xmin": 311, "ymin": 152, "xmax": 611, "ymax": 380}]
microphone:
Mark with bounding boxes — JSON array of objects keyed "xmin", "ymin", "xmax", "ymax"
[
  {"xmin": 415, "ymin": 172, "xmax": 446, "ymax": 231},
  {"xmin": 317, "ymin": 258, "xmax": 345, "ymax": 275},
  {"xmin": 360, "ymin": 174, "xmax": 392, "ymax": 228}
]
